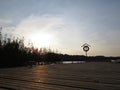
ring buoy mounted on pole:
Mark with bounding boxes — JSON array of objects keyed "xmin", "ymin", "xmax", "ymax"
[{"xmin": 81, "ymin": 43, "xmax": 90, "ymax": 56}]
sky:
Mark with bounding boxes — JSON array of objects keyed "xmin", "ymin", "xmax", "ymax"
[{"xmin": 0, "ymin": 0, "xmax": 120, "ymax": 56}]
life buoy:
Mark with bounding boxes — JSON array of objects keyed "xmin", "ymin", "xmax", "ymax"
[{"xmin": 83, "ymin": 46, "xmax": 89, "ymax": 52}]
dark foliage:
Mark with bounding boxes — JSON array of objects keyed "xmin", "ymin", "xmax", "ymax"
[
  {"xmin": 0, "ymin": 30, "xmax": 62, "ymax": 68},
  {"xmin": 0, "ymin": 29, "xmax": 120, "ymax": 68}
]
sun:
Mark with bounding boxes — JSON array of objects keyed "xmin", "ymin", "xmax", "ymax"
[{"xmin": 29, "ymin": 32, "xmax": 53, "ymax": 48}]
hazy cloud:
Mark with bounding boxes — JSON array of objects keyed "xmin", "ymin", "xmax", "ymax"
[
  {"xmin": 0, "ymin": 18, "xmax": 12, "ymax": 24},
  {"xmin": 15, "ymin": 15, "xmax": 64, "ymax": 37}
]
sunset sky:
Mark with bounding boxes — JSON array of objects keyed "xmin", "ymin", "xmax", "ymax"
[{"xmin": 0, "ymin": 0, "xmax": 120, "ymax": 56}]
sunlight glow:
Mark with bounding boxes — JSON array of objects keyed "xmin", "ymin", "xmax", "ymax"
[{"xmin": 29, "ymin": 32, "xmax": 53, "ymax": 48}]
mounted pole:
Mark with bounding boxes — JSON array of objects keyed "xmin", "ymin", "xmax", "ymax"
[{"xmin": 85, "ymin": 51, "xmax": 87, "ymax": 57}]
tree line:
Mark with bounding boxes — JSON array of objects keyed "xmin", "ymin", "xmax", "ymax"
[
  {"xmin": 0, "ymin": 30, "xmax": 61, "ymax": 68},
  {"xmin": 0, "ymin": 29, "xmax": 120, "ymax": 68}
]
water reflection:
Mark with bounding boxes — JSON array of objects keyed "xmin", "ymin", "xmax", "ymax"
[{"xmin": 62, "ymin": 61, "xmax": 86, "ymax": 64}]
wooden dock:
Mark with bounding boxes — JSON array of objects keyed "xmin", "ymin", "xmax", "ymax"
[{"xmin": 0, "ymin": 62, "xmax": 120, "ymax": 90}]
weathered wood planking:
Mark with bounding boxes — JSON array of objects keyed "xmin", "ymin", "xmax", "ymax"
[{"xmin": 0, "ymin": 62, "xmax": 120, "ymax": 90}]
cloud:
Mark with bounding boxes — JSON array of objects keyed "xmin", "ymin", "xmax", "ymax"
[
  {"xmin": 0, "ymin": 26, "xmax": 16, "ymax": 38},
  {"xmin": 0, "ymin": 15, "xmax": 64, "ymax": 39},
  {"xmin": 15, "ymin": 15, "xmax": 64, "ymax": 37},
  {"xmin": 0, "ymin": 18, "xmax": 12, "ymax": 24},
  {"xmin": 7, "ymin": 14, "xmax": 66, "ymax": 48}
]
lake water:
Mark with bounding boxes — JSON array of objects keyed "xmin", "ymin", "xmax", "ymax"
[{"xmin": 62, "ymin": 61, "xmax": 86, "ymax": 64}]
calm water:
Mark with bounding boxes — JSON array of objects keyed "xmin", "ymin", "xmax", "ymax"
[{"xmin": 62, "ymin": 61, "xmax": 86, "ymax": 64}]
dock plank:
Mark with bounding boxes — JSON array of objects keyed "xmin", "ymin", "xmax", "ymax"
[{"xmin": 0, "ymin": 62, "xmax": 120, "ymax": 90}]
